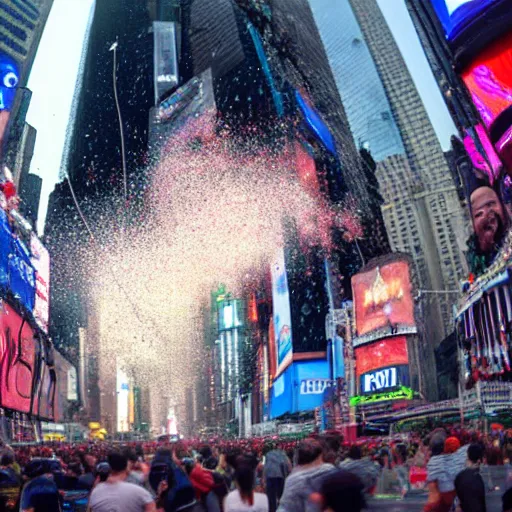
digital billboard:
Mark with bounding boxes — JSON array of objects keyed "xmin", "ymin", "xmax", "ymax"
[
  {"xmin": 30, "ymin": 234, "xmax": 50, "ymax": 333},
  {"xmin": 0, "ymin": 303, "xmax": 37, "ymax": 414},
  {"xmin": 270, "ymin": 359, "xmax": 330, "ymax": 419},
  {"xmin": 218, "ymin": 299, "xmax": 243, "ymax": 331},
  {"xmin": 37, "ymin": 360, "xmax": 56, "ymax": 421},
  {"xmin": 0, "ymin": 52, "xmax": 20, "ymax": 157},
  {"xmin": 352, "ymin": 259, "xmax": 415, "ymax": 337},
  {"xmin": 360, "ymin": 365, "xmax": 410, "ymax": 395},
  {"xmin": 354, "ymin": 336, "xmax": 409, "ymax": 379},
  {"xmin": 153, "ymin": 22, "xmax": 178, "ymax": 104},
  {"xmin": 462, "ymin": 32, "xmax": 512, "ymax": 146},
  {"xmin": 117, "ymin": 365, "xmax": 130, "ymax": 433},
  {"xmin": 271, "ymin": 248, "xmax": 293, "ymax": 377},
  {"xmin": 8, "ymin": 237, "xmax": 36, "ymax": 313},
  {"xmin": 429, "ymin": 0, "xmax": 496, "ymax": 40}
]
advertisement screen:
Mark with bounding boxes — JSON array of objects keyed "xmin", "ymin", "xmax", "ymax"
[
  {"xmin": 8, "ymin": 237, "xmax": 36, "ymax": 313},
  {"xmin": 117, "ymin": 366, "xmax": 130, "ymax": 433},
  {"xmin": 360, "ymin": 365, "xmax": 410, "ymax": 395},
  {"xmin": 462, "ymin": 32, "xmax": 512, "ymax": 144},
  {"xmin": 218, "ymin": 299, "xmax": 243, "ymax": 331},
  {"xmin": 463, "ymin": 125, "xmax": 503, "ymax": 184},
  {"xmin": 354, "ymin": 336, "xmax": 409, "ymax": 378},
  {"xmin": 271, "ymin": 248, "xmax": 293, "ymax": 377},
  {"xmin": 352, "ymin": 260, "xmax": 415, "ymax": 337},
  {"xmin": 429, "ymin": 0, "xmax": 496, "ymax": 40},
  {"xmin": 30, "ymin": 234, "xmax": 50, "ymax": 333},
  {"xmin": 0, "ymin": 303, "xmax": 37, "ymax": 414},
  {"xmin": 0, "ymin": 52, "xmax": 20, "ymax": 155},
  {"xmin": 153, "ymin": 22, "xmax": 178, "ymax": 104}
]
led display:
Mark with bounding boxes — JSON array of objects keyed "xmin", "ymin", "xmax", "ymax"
[
  {"xmin": 354, "ymin": 336, "xmax": 409, "ymax": 378},
  {"xmin": 30, "ymin": 234, "xmax": 50, "ymax": 333},
  {"xmin": 430, "ymin": 0, "xmax": 495, "ymax": 40},
  {"xmin": 0, "ymin": 303, "xmax": 37, "ymax": 414},
  {"xmin": 352, "ymin": 259, "xmax": 415, "ymax": 337},
  {"xmin": 271, "ymin": 247, "xmax": 293, "ymax": 377}
]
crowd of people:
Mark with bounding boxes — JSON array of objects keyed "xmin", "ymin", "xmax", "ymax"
[{"xmin": 0, "ymin": 427, "xmax": 512, "ymax": 511}]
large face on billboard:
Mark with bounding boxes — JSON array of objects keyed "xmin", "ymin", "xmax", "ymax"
[
  {"xmin": 352, "ymin": 261, "xmax": 415, "ymax": 337},
  {"xmin": 271, "ymin": 248, "xmax": 293, "ymax": 376},
  {"xmin": 0, "ymin": 303, "xmax": 37, "ymax": 414}
]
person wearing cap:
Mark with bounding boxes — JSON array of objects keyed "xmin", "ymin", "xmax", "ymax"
[
  {"xmin": 454, "ymin": 443, "xmax": 486, "ymax": 512},
  {"xmin": 20, "ymin": 459, "xmax": 61, "ymax": 512}
]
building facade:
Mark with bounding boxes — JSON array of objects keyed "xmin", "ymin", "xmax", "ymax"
[{"xmin": 309, "ymin": 0, "xmax": 468, "ymax": 346}]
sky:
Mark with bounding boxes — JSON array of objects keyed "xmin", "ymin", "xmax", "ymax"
[
  {"xmin": 26, "ymin": 0, "xmax": 94, "ymax": 234},
  {"xmin": 26, "ymin": 0, "xmax": 458, "ymax": 234}
]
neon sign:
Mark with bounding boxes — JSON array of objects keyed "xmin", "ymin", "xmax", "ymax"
[
  {"xmin": 349, "ymin": 386, "xmax": 414, "ymax": 407},
  {"xmin": 362, "ymin": 367, "xmax": 397, "ymax": 393}
]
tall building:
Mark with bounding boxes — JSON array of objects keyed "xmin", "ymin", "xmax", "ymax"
[
  {"xmin": 0, "ymin": 0, "xmax": 53, "ymax": 159},
  {"xmin": 309, "ymin": 0, "xmax": 468, "ymax": 343}
]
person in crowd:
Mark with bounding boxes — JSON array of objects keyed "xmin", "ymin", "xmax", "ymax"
[
  {"xmin": 309, "ymin": 469, "xmax": 366, "ymax": 512},
  {"xmin": 20, "ymin": 459, "xmax": 62, "ymax": 512},
  {"xmin": 339, "ymin": 444, "xmax": 379, "ymax": 495},
  {"xmin": 262, "ymin": 443, "xmax": 290, "ymax": 512},
  {"xmin": 95, "ymin": 462, "xmax": 111, "ymax": 484},
  {"xmin": 124, "ymin": 447, "xmax": 146, "ymax": 487},
  {"xmin": 224, "ymin": 462, "xmax": 268, "ymax": 512},
  {"xmin": 454, "ymin": 443, "xmax": 487, "ymax": 512},
  {"xmin": 0, "ymin": 450, "xmax": 21, "ymax": 511},
  {"xmin": 503, "ymin": 487, "xmax": 512, "ymax": 512},
  {"xmin": 0, "ymin": 451, "xmax": 20, "ymax": 486},
  {"xmin": 78, "ymin": 453, "xmax": 98, "ymax": 490},
  {"xmin": 88, "ymin": 451, "xmax": 156, "ymax": 512},
  {"xmin": 277, "ymin": 439, "xmax": 335, "ymax": 512}
]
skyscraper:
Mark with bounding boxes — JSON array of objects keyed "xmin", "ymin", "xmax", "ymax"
[{"xmin": 309, "ymin": 0, "xmax": 468, "ymax": 344}]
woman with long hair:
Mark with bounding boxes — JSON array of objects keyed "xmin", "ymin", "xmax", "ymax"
[{"xmin": 224, "ymin": 462, "xmax": 268, "ymax": 512}]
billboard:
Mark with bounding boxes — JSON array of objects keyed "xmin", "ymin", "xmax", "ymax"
[
  {"xmin": 429, "ymin": 0, "xmax": 496, "ymax": 40},
  {"xmin": 0, "ymin": 52, "xmax": 20, "ymax": 156},
  {"xmin": 153, "ymin": 21, "xmax": 178, "ymax": 104},
  {"xmin": 354, "ymin": 336, "xmax": 409, "ymax": 379},
  {"xmin": 269, "ymin": 359, "xmax": 330, "ymax": 419},
  {"xmin": 360, "ymin": 365, "xmax": 410, "ymax": 395},
  {"xmin": 0, "ymin": 303, "xmax": 37, "ymax": 414},
  {"xmin": 218, "ymin": 299, "xmax": 243, "ymax": 331},
  {"xmin": 271, "ymin": 248, "xmax": 293, "ymax": 377},
  {"xmin": 117, "ymin": 365, "xmax": 130, "ymax": 433},
  {"xmin": 352, "ymin": 259, "xmax": 415, "ymax": 338},
  {"xmin": 30, "ymin": 234, "xmax": 50, "ymax": 333}
]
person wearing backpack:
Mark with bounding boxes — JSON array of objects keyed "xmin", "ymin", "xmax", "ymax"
[{"xmin": 149, "ymin": 448, "xmax": 197, "ymax": 512}]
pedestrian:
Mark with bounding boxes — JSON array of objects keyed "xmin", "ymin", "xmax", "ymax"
[
  {"xmin": 20, "ymin": 459, "xmax": 62, "ymax": 512},
  {"xmin": 262, "ymin": 443, "xmax": 290, "ymax": 512},
  {"xmin": 309, "ymin": 469, "xmax": 366, "ymax": 512},
  {"xmin": 339, "ymin": 444, "xmax": 379, "ymax": 495},
  {"xmin": 454, "ymin": 443, "xmax": 486, "ymax": 512},
  {"xmin": 277, "ymin": 439, "xmax": 335, "ymax": 512},
  {"xmin": 224, "ymin": 462, "xmax": 268, "ymax": 512},
  {"xmin": 88, "ymin": 451, "xmax": 156, "ymax": 512}
]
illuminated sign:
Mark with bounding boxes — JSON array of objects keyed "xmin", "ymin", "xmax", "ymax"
[
  {"xmin": 271, "ymin": 248, "xmax": 293, "ymax": 377},
  {"xmin": 30, "ymin": 234, "xmax": 50, "ymax": 333},
  {"xmin": 362, "ymin": 367, "xmax": 397, "ymax": 393},
  {"xmin": 352, "ymin": 259, "xmax": 415, "ymax": 337},
  {"xmin": 300, "ymin": 378, "xmax": 331, "ymax": 395},
  {"xmin": 355, "ymin": 337, "xmax": 409, "ymax": 378},
  {"xmin": 218, "ymin": 299, "xmax": 243, "ymax": 331},
  {"xmin": 153, "ymin": 22, "xmax": 178, "ymax": 104},
  {"xmin": 349, "ymin": 386, "xmax": 414, "ymax": 407}
]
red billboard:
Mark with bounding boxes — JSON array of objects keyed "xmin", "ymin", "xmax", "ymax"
[
  {"xmin": 352, "ymin": 259, "xmax": 415, "ymax": 337},
  {"xmin": 0, "ymin": 303, "xmax": 37, "ymax": 414},
  {"xmin": 355, "ymin": 336, "xmax": 409, "ymax": 379}
]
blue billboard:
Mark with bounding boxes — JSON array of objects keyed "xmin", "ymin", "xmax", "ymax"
[
  {"xmin": 0, "ymin": 209, "xmax": 36, "ymax": 312},
  {"xmin": 270, "ymin": 359, "xmax": 330, "ymax": 419}
]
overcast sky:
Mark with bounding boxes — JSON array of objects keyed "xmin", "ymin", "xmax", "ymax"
[{"xmin": 26, "ymin": 0, "xmax": 457, "ymax": 234}]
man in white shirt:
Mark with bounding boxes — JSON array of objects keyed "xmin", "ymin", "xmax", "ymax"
[{"xmin": 89, "ymin": 451, "xmax": 156, "ymax": 512}]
